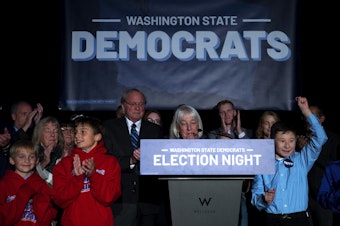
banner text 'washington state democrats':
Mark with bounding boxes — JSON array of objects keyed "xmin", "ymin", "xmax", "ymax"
[{"xmin": 60, "ymin": 0, "xmax": 300, "ymax": 111}]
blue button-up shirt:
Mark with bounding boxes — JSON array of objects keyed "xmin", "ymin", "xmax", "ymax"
[{"xmin": 251, "ymin": 114, "xmax": 328, "ymax": 214}]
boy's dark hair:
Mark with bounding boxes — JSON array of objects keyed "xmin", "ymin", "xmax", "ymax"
[
  {"xmin": 74, "ymin": 116, "xmax": 104, "ymax": 135},
  {"xmin": 270, "ymin": 121, "xmax": 297, "ymax": 139}
]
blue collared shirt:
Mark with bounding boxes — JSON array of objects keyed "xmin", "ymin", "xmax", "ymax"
[{"xmin": 251, "ymin": 114, "xmax": 328, "ymax": 214}]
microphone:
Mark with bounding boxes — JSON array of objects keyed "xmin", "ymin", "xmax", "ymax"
[{"xmin": 190, "ymin": 129, "xmax": 203, "ymax": 138}]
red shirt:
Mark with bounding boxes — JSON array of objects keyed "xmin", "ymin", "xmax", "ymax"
[
  {"xmin": 53, "ymin": 141, "xmax": 121, "ymax": 226},
  {"xmin": 0, "ymin": 170, "xmax": 57, "ymax": 226}
]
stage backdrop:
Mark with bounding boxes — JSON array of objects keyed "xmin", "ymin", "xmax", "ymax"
[{"xmin": 59, "ymin": 0, "xmax": 301, "ymax": 111}]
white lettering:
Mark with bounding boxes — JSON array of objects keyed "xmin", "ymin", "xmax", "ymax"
[{"xmin": 72, "ymin": 30, "xmax": 291, "ymax": 62}]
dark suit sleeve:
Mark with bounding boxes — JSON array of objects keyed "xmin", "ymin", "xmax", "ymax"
[{"xmin": 103, "ymin": 118, "xmax": 133, "ymax": 173}]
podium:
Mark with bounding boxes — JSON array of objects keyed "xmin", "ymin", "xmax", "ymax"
[
  {"xmin": 165, "ymin": 177, "xmax": 249, "ymax": 226},
  {"xmin": 140, "ymin": 139, "xmax": 274, "ymax": 226}
]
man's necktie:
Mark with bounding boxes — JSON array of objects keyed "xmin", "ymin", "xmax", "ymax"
[{"xmin": 130, "ymin": 123, "xmax": 139, "ymax": 150}]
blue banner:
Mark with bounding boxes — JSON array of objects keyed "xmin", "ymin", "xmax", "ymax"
[{"xmin": 60, "ymin": 0, "xmax": 300, "ymax": 111}]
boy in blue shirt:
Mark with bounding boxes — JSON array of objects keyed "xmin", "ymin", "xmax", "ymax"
[{"xmin": 251, "ymin": 96, "xmax": 328, "ymax": 226}]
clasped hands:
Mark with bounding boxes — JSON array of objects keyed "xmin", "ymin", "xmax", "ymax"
[
  {"xmin": 23, "ymin": 103, "xmax": 44, "ymax": 132},
  {"xmin": 221, "ymin": 109, "xmax": 243, "ymax": 135},
  {"xmin": 73, "ymin": 154, "xmax": 95, "ymax": 176}
]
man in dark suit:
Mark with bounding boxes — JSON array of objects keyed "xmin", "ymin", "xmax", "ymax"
[
  {"xmin": 103, "ymin": 88, "xmax": 165, "ymax": 226},
  {"xmin": 0, "ymin": 101, "xmax": 43, "ymax": 178}
]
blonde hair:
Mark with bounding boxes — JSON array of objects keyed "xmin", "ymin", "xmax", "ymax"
[
  {"xmin": 255, "ymin": 111, "xmax": 280, "ymax": 139},
  {"xmin": 31, "ymin": 116, "xmax": 64, "ymax": 173},
  {"xmin": 10, "ymin": 140, "xmax": 37, "ymax": 159},
  {"xmin": 31, "ymin": 116, "xmax": 64, "ymax": 151}
]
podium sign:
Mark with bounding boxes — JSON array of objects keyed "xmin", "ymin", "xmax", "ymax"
[
  {"xmin": 168, "ymin": 179, "xmax": 242, "ymax": 226},
  {"xmin": 140, "ymin": 139, "xmax": 274, "ymax": 226},
  {"xmin": 140, "ymin": 139, "xmax": 275, "ymax": 175}
]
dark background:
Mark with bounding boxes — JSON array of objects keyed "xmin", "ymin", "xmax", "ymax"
[{"xmin": 1, "ymin": 2, "xmax": 339, "ymax": 136}]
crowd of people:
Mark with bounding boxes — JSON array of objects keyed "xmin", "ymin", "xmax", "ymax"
[{"xmin": 0, "ymin": 89, "xmax": 339, "ymax": 226}]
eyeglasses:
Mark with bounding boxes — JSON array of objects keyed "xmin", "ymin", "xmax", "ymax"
[
  {"xmin": 61, "ymin": 127, "xmax": 75, "ymax": 135},
  {"xmin": 125, "ymin": 102, "xmax": 145, "ymax": 107}
]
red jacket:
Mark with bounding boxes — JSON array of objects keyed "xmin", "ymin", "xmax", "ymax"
[
  {"xmin": 0, "ymin": 170, "xmax": 57, "ymax": 226},
  {"xmin": 53, "ymin": 140, "xmax": 121, "ymax": 226}
]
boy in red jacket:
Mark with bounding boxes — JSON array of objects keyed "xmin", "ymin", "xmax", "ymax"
[
  {"xmin": 53, "ymin": 116, "xmax": 121, "ymax": 226},
  {"xmin": 0, "ymin": 140, "xmax": 57, "ymax": 226}
]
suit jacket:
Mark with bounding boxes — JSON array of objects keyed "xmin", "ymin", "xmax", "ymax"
[
  {"xmin": 0, "ymin": 122, "xmax": 32, "ymax": 178},
  {"xmin": 103, "ymin": 117, "xmax": 164, "ymax": 208}
]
